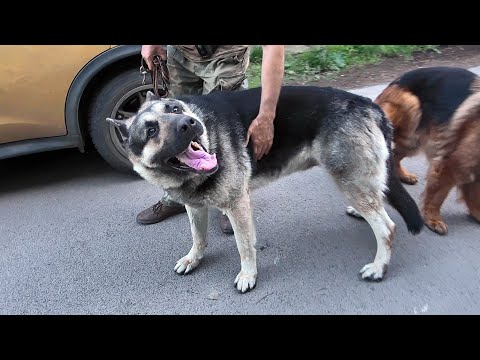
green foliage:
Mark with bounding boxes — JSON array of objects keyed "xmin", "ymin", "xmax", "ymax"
[
  {"xmin": 246, "ymin": 45, "xmax": 440, "ymax": 87},
  {"xmin": 249, "ymin": 45, "xmax": 263, "ymax": 64}
]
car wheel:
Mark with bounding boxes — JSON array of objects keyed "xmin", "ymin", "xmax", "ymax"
[{"xmin": 88, "ymin": 67, "xmax": 165, "ymax": 173}]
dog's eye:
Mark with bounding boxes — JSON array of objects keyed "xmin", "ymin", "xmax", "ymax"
[
  {"xmin": 147, "ymin": 128, "xmax": 157, "ymax": 138},
  {"xmin": 172, "ymin": 106, "xmax": 179, "ymax": 113}
]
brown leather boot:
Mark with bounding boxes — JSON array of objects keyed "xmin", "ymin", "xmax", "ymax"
[
  {"xmin": 136, "ymin": 200, "xmax": 186, "ymax": 225},
  {"xmin": 220, "ymin": 213, "xmax": 234, "ymax": 234}
]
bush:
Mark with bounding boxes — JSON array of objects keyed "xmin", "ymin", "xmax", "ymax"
[{"xmin": 247, "ymin": 45, "xmax": 440, "ymax": 87}]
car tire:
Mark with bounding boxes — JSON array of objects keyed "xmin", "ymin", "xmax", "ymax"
[{"xmin": 88, "ymin": 67, "xmax": 163, "ymax": 173}]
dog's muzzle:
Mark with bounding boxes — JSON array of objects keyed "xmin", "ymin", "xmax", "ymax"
[{"xmin": 167, "ymin": 115, "xmax": 218, "ymax": 175}]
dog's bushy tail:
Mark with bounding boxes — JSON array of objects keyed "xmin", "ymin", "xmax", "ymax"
[{"xmin": 381, "ymin": 114, "xmax": 424, "ymax": 235}]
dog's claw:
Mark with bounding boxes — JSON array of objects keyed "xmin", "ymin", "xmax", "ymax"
[
  {"xmin": 174, "ymin": 255, "xmax": 200, "ymax": 275},
  {"xmin": 359, "ymin": 262, "xmax": 387, "ymax": 281},
  {"xmin": 234, "ymin": 271, "xmax": 257, "ymax": 293},
  {"xmin": 173, "ymin": 262, "xmax": 184, "ymax": 273}
]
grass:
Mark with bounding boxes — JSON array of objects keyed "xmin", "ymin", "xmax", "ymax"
[{"xmin": 246, "ymin": 45, "xmax": 441, "ymax": 88}]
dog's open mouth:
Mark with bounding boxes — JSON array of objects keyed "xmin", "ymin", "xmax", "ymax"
[{"xmin": 167, "ymin": 138, "xmax": 218, "ymax": 174}]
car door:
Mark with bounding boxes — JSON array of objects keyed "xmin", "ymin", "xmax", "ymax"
[{"xmin": 0, "ymin": 45, "xmax": 110, "ymax": 144}]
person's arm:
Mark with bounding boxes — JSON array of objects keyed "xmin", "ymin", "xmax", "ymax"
[
  {"xmin": 141, "ymin": 45, "xmax": 167, "ymax": 71},
  {"xmin": 246, "ymin": 45, "xmax": 285, "ymax": 160}
]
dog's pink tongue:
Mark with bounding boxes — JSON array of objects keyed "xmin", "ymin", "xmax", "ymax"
[{"xmin": 176, "ymin": 146, "xmax": 217, "ymax": 171}]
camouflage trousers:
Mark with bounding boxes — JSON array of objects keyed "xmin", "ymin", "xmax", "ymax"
[{"xmin": 161, "ymin": 45, "xmax": 250, "ymax": 207}]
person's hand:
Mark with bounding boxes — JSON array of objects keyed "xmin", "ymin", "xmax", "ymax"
[
  {"xmin": 141, "ymin": 45, "xmax": 167, "ymax": 71},
  {"xmin": 246, "ymin": 112, "xmax": 275, "ymax": 160}
]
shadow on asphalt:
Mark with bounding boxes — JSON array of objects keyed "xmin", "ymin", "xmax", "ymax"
[{"xmin": 0, "ymin": 149, "xmax": 141, "ymax": 195}]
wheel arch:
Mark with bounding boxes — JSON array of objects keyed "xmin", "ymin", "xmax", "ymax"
[{"xmin": 65, "ymin": 45, "xmax": 142, "ymax": 152}]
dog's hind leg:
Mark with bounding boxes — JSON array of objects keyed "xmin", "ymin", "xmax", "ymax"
[
  {"xmin": 341, "ymin": 184, "xmax": 396, "ymax": 281},
  {"xmin": 394, "ymin": 151, "xmax": 419, "ymax": 185},
  {"xmin": 460, "ymin": 181, "xmax": 480, "ymax": 223},
  {"xmin": 376, "ymin": 89, "xmax": 422, "ymax": 185},
  {"xmin": 174, "ymin": 205, "xmax": 209, "ymax": 275},
  {"xmin": 224, "ymin": 188, "xmax": 257, "ymax": 293},
  {"xmin": 421, "ymin": 161, "xmax": 456, "ymax": 235}
]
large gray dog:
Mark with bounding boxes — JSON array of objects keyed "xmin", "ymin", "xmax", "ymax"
[{"xmin": 107, "ymin": 86, "xmax": 423, "ymax": 293}]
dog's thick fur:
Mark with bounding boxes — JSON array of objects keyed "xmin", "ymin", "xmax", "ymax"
[
  {"xmin": 108, "ymin": 86, "xmax": 423, "ymax": 292},
  {"xmin": 375, "ymin": 67, "xmax": 480, "ymax": 235}
]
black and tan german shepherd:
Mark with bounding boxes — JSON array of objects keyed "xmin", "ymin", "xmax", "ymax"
[{"xmin": 375, "ymin": 67, "xmax": 480, "ymax": 235}]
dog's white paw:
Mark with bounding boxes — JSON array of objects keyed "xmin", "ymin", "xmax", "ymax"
[
  {"xmin": 346, "ymin": 206, "xmax": 363, "ymax": 219},
  {"xmin": 174, "ymin": 255, "xmax": 201, "ymax": 275},
  {"xmin": 359, "ymin": 262, "xmax": 387, "ymax": 281},
  {"xmin": 234, "ymin": 271, "xmax": 257, "ymax": 293}
]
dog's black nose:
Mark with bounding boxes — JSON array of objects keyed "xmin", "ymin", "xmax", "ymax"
[{"xmin": 176, "ymin": 115, "xmax": 200, "ymax": 135}]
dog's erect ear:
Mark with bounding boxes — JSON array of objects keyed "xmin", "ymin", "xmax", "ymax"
[
  {"xmin": 106, "ymin": 117, "xmax": 129, "ymax": 140},
  {"xmin": 146, "ymin": 90, "xmax": 161, "ymax": 102}
]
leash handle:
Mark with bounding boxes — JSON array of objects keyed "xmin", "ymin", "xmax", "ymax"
[{"xmin": 140, "ymin": 55, "xmax": 169, "ymax": 97}]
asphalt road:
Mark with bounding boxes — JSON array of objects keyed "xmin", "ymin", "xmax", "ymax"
[{"xmin": 1, "ymin": 69, "xmax": 480, "ymax": 315}]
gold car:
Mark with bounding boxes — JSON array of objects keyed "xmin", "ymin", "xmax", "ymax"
[{"xmin": 0, "ymin": 45, "xmax": 161, "ymax": 172}]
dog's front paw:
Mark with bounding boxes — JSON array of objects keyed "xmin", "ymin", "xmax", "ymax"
[
  {"xmin": 425, "ymin": 219, "xmax": 448, "ymax": 235},
  {"xmin": 174, "ymin": 255, "xmax": 201, "ymax": 275},
  {"xmin": 234, "ymin": 271, "xmax": 257, "ymax": 293},
  {"xmin": 359, "ymin": 262, "xmax": 387, "ymax": 281}
]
